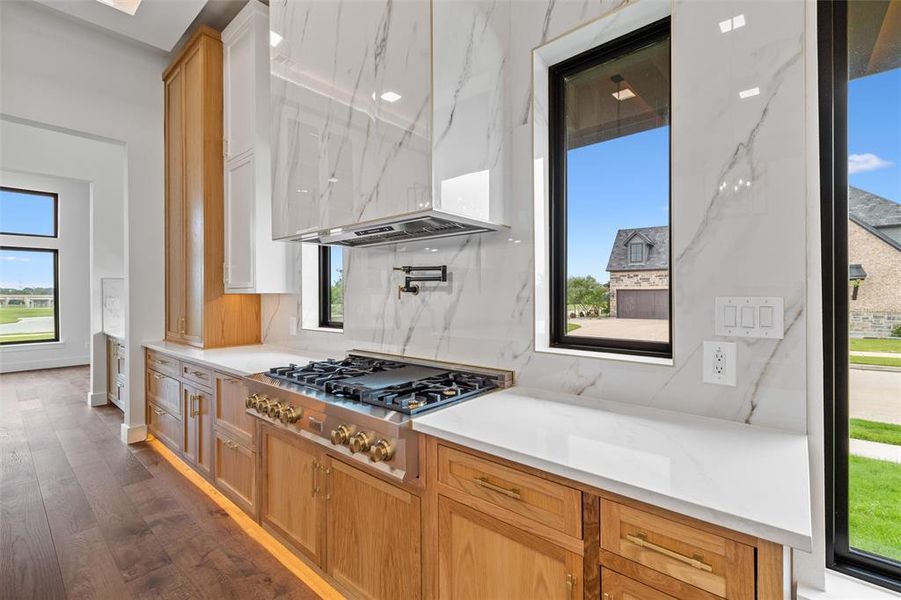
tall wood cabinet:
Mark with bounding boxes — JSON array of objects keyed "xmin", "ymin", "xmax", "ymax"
[{"xmin": 163, "ymin": 26, "xmax": 260, "ymax": 348}]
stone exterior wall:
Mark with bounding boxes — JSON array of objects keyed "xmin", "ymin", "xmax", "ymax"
[
  {"xmin": 608, "ymin": 270, "xmax": 669, "ymax": 317},
  {"xmin": 848, "ymin": 221, "xmax": 901, "ymax": 336}
]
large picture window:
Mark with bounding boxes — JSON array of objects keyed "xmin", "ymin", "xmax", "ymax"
[
  {"xmin": 548, "ymin": 18, "xmax": 671, "ymax": 358},
  {"xmin": 0, "ymin": 247, "xmax": 59, "ymax": 345},
  {"xmin": 319, "ymin": 246, "xmax": 343, "ymax": 329}
]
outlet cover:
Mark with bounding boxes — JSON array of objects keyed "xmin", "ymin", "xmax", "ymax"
[
  {"xmin": 703, "ymin": 341, "xmax": 737, "ymax": 387},
  {"xmin": 289, "ymin": 316, "xmax": 298, "ymax": 336}
]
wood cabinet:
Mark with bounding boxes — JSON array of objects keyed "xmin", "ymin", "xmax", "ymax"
[
  {"xmin": 146, "ymin": 369, "xmax": 181, "ymax": 417},
  {"xmin": 163, "ymin": 25, "xmax": 260, "ymax": 348},
  {"xmin": 601, "ymin": 569, "xmax": 677, "ymax": 600},
  {"xmin": 438, "ymin": 496, "xmax": 582, "ymax": 600},
  {"xmin": 183, "ymin": 383, "xmax": 213, "ymax": 477},
  {"xmin": 106, "ymin": 335, "xmax": 125, "ymax": 409},
  {"xmin": 326, "ymin": 459, "xmax": 422, "ymax": 600},
  {"xmin": 148, "ymin": 402, "xmax": 183, "ymax": 452},
  {"xmin": 214, "ymin": 429, "xmax": 257, "ymax": 517},
  {"xmin": 214, "ymin": 372, "xmax": 255, "ymax": 447}
]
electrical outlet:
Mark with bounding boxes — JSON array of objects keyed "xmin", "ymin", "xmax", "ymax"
[
  {"xmin": 703, "ymin": 341, "xmax": 736, "ymax": 386},
  {"xmin": 289, "ymin": 316, "xmax": 298, "ymax": 336}
]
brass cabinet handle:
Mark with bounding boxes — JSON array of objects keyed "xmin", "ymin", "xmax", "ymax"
[
  {"xmin": 190, "ymin": 394, "xmax": 201, "ymax": 416},
  {"xmin": 223, "ymin": 377, "xmax": 240, "ymax": 384},
  {"xmin": 190, "ymin": 370, "xmax": 208, "ymax": 378},
  {"xmin": 152, "ymin": 373, "xmax": 163, "ymax": 380},
  {"xmin": 156, "ymin": 358, "xmax": 171, "ymax": 365},
  {"xmin": 222, "ymin": 439, "xmax": 239, "ymax": 450},
  {"xmin": 474, "ymin": 477, "xmax": 521, "ymax": 500},
  {"xmin": 625, "ymin": 533, "xmax": 713, "ymax": 572},
  {"xmin": 566, "ymin": 574, "xmax": 576, "ymax": 600},
  {"xmin": 153, "ymin": 408, "xmax": 165, "ymax": 416},
  {"xmin": 312, "ymin": 459, "xmax": 321, "ymax": 497}
]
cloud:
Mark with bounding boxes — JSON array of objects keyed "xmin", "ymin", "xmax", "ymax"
[
  {"xmin": 848, "ymin": 153, "xmax": 893, "ymax": 174},
  {"xmin": 0, "ymin": 256, "xmax": 30, "ymax": 262}
]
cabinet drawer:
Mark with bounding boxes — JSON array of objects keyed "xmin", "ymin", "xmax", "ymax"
[
  {"xmin": 600, "ymin": 500, "xmax": 754, "ymax": 600},
  {"xmin": 148, "ymin": 402, "xmax": 183, "ymax": 451},
  {"xmin": 146, "ymin": 369, "xmax": 181, "ymax": 417},
  {"xmin": 146, "ymin": 349, "xmax": 180, "ymax": 378},
  {"xmin": 214, "ymin": 373, "xmax": 255, "ymax": 447},
  {"xmin": 437, "ymin": 444, "xmax": 581, "ymax": 540},
  {"xmin": 215, "ymin": 430, "xmax": 257, "ymax": 517},
  {"xmin": 182, "ymin": 361, "xmax": 213, "ymax": 389},
  {"xmin": 601, "ymin": 568, "xmax": 677, "ymax": 600}
]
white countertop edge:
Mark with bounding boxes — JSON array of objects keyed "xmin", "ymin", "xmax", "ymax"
[
  {"xmin": 413, "ymin": 421, "xmax": 813, "ymax": 552},
  {"xmin": 142, "ymin": 341, "xmax": 327, "ymax": 378}
]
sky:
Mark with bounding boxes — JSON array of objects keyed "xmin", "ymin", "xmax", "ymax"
[
  {"xmin": 0, "ymin": 248, "xmax": 55, "ymax": 289},
  {"xmin": 1, "ymin": 189, "xmax": 57, "ymax": 289},
  {"xmin": 848, "ymin": 67, "xmax": 900, "ymax": 203}
]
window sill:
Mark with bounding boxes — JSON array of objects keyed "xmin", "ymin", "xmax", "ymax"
[
  {"xmin": 301, "ymin": 326, "xmax": 343, "ymax": 335},
  {"xmin": 798, "ymin": 570, "xmax": 900, "ymax": 599},
  {"xmin": 534, "ymin": 343, "xmax": 673, "ymax": 366},
  {"xmin": 0, "ymin": 340, "xmax": 66, "ymax": 353}
]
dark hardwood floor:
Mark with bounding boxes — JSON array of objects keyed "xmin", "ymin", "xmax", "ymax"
[{"xmin": 0, "ymin": 366, "xmax": 319, "ymax": 600}]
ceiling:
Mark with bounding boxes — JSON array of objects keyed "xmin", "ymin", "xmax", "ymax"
[{"xmin": 30, "ymin": 0, "xmax": 209, "ymax": 52}]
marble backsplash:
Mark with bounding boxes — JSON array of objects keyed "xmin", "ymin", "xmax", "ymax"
[{"xmin": 263, "ymin": 0, "xmax": 811, "ymax": 434}]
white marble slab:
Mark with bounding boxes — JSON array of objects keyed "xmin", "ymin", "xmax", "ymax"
[
  {"xmin": 413, "ymin": 386, "xmax": 812, "ymax": 551},
  {"xmin": 142, "ymin": 341, "xmax": 327, "ymax": 378}
]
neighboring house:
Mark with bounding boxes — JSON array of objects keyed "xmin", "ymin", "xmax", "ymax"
[
  {"xmin": 848, "ymin": 186, "xmax": 901, "ymax": 337},
  {"xmin": 605, "ymin": 226, "xmax": 669, "ymax": 319}
]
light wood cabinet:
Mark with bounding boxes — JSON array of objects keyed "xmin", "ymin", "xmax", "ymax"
[
  {"xmin": 438, "ymin": 496, "xmax": 582, "ymax": 600},
  {"xmin": 601, "ymin": 568, "xmax": 677, "ymax": 600},
  {"xmin": 326, "ymin": 459, "xmax": 422, "ymax": 600},
  {"xmin": 148, "ymin": 402, "xmax": 183, "ymax": 452},
  {"xmin": 146, "ymin": 369, "xmax": 181, "ymax": 417},
  {"xmin": 106, "ymin": 336, "xmax": 125, "ymax": 408},
  {"xmin": 163, "ymin": 25, "xmax": 261, "ymax": 348},
  {"xmin": 183, "ymin": 383, "xmax": 213, "ymax": 478},
  {"xmin": 214, "ymin": 429, "xmax": 257, "ymax": 517},
  {"xmin": 214, "ymin": 372, "xmax": 255, "ymax": 447},
  {"xmin": 261, "ymin": 425, "xmax": 325, "ymax": 566}
]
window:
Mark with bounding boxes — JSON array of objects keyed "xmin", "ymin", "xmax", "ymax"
[
  {"xmin": 319, "ymin": 246, "xmax": 343, "ymax": 328},
  {"xmin": 0, "ymin": 247, "xmax": 60, "ymax": 345},
  {"xmin": 548, "ymin": 18, "xmax": 671, "ymax": 358},
  {"xmin": 0, "ymin": 186, "xmax": 58, "ymax": 237},
  {"xmin": 821, "ymin": 0, "xmax": 901, "ymax": 592}
]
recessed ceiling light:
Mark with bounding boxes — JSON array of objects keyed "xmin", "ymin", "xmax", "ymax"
[
  {"xmin": 611, "ymin": 88, "xmax": 636, "ymax": 101},
  {"xmin": 739, "ymin": 87, "xmax": 760, "ymax": 99},
  {"xmin": 270, "ymin": 31, "xmax": 283, "ymax": 47},
  {"xmin": 380, "ymin": 91, "xmax": 402, "ymax": 103},
  {"xmin": 95, "ymin": 0, "xmax": 142, "ymax": 16}
]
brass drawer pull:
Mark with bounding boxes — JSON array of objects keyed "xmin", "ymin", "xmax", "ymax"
[
  {"xmin": 190, "ymin": 394, "xmax": 201, "ymax": 416},
  {"xmin": 474, "ymin": 477, "xmax": 521, "ymax": 500},
  {"xmin": 566, "ymin": 574, "xmax": 576, "ymax": 600},
  {"xmin": 153, "ymin": 408, "xmax": 166, "ymax": 416},
  {"xmin": 223, "ymin": 439, "xmax": 239, "ymax": 450},
  {"xmin": 190, "ymin": 370, "xmax": 208, "ymax": 378},
  {"xmin": 625, "ymin": 533, "xmax": 713, "ymax": 572},
  {"xmin": 155, "ymin": 358, "xmax": 171, "ymax": 365}
]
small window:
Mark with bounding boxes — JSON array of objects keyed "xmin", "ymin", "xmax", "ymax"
[
  {"xmin": 549, "ymin": 18, "xmax": 671, "ymax": 358},
  {"xmin": 0, "ymin": 187, "xmax": 58, "ymax": 237},
  {"xmin": 319, "ymin": 246, "xmax": 343, "ymax": 328},
  {"xmin": 0, "ymin": 247, "xmax": 59, "ymax": 345}
]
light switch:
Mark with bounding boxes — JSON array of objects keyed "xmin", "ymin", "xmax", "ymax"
[
  {"xmin": 724, "ymin": 305, "xmax": 737, "ymax": 328},
  {"xmin": 759, "ymin": 306, "xmax": 774, "ymax": 328},
  {"xmin": 740, "ymin": 306, "xmax": 755, "ymax": 328}
]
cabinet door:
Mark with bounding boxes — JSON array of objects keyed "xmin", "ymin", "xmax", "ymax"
[
  {"xmin": 183, "ymin": 384, "xmax": 212, "ymax": 477},
  {"xmin": 165, "ymin": 65, "xmax": 186, "ymax": 341},
  {"xmin": 261, "ymin": 426, "xmax": 324, "ymax": 565},
  {"xmin": 182, "ymin": 43, "xmax": 205, "ymax": 344},
  {"xmin": 214, "ymin": 429, "xmax": 257, "ymax": 517},
  {"xmin": 326, "ymin": 459, "xmax": 422, "ymax": 600},
  {"xmin": 601, "ymin": 569, "xmax": 677, "ymax": 600},
  {"xmin": 224, "ymin": 153, "xmax": 255, "ymax": 291},
  {"xmin": 438, "ymin": 497, "xmax": 582, "ymax": 600},
  {"xmin": 223, "ymin": 20, "xmax": 254, "ymax": 160},
  {"xmin": 214, "ymin": 373, "xmax": 255, "ymax": 446},
  {"xmin": 148, "ymin": 403, "xmax": 183, "ymax": 451}
]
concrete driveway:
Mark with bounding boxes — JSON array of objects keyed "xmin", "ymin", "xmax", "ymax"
[
  {"xmin": 0, "ymin": 316, "xmax": 55, "ymax": 335},
  {"xmin": 850, "ymin": 367, "xmax": 901, "ymax": 425},
  {"xmin": 568, "ymin": 317, "xmax": 668, "ymax": 342}
]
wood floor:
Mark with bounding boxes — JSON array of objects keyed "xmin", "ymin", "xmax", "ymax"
[{"xmin": 0, "ymin": 366, "xmax": 319, "ymax": 600}]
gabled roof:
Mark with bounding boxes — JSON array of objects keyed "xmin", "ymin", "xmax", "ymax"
[
  {"xmin": 606, "ymin": 226, "xmax": 669, "ymax": 272},
  {"xmin": 849, "ymin": 263, "xmax": 867, "ymax": 280},
  {"xmin": 849, "ymin": 186, "xmax": 901, "ymax": 252}
]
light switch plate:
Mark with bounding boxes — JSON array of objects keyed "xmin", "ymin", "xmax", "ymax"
[
  {"xmin": 289, "ymin": 316, "xmax": 298, "ymax": 336},
  {"xmin": 703, "ymin": 341, "xmax": 737, "ymax": 386},
  {"xmin": 715, "ymin": 297, "xmax": 784, "ymax": 339}
]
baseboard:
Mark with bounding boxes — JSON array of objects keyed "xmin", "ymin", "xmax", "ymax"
[
  {"xmin": 120, "ymin": 423, "xmax": 147, "ymax": 445},
  {"xmin": 0, "ymin": 355, "xmax": 89, "ymax": 374},
  {"xmin": 87, "ymin": 391, "xmax": 108, "ymax": 407}
]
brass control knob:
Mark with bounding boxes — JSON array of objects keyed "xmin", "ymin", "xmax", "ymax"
[
  {"xmin": 330, "ymin": 424, "xmax": 355, "ymax": 446},
  {"xmin": 266, "ymin": 401, "xmax": 285, "ymax": 419},
  {"xmin": 254, "ymin": 395, "xmax": 273, "ymax": 414},
  {"xmin": 245, "ymin": 394, "xmax": 259, "ymax": 409},
  {"xmin": 368, "ymin": 439, "xmax": 395, "ymax": 463},
  {"xmin": 348, "ymin": 432, "xmax": 373, "ymax": 454},
  {"xmin": 279, "ymin": 406, "xmax": 302, "ymax": 424}
]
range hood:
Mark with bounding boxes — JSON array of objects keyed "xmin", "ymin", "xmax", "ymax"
[{"xmin": 293, "ymin": 209, "xmax": 505, "ymax": 248}]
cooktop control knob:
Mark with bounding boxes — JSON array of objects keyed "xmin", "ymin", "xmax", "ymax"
[
  {"xmin": 266, "ymin": 401, "xmax": 285, "ymax": 419},
  {"xmin": 279, "ymin": 406, "xmax": 302, "ymax": 424},
  {"xmin": 254, "ymin": 396, "xmax": 272, "ymax": 414},
  {"xmin": 368, "ymin": 439, "xmax": 395, "ymax": 463},
  {"xmin": 348, "ymin": 432, "xmax": 373, "ymax": 454},
  {"xmin": 245, "ymin": 394, "xmax": 259, "ymax": 409},
  {"xmin": 330, "ymin": 424, "xmax": 355, "ymax": 445}
]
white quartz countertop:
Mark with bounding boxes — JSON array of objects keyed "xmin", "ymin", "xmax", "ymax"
[
  {"xmin": 412, "ymin": 387, "xmax": 812, "ymax": 551},
  {"xmin": 143, "ymin": 341, "xmax": 327, "ymax": 377}
]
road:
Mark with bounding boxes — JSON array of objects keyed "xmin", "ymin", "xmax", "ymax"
[
  {"xmin": 0, "ymin": 316, "xmax": 55, "ymax": 335},
  {"xmin": 850, "ymin": 367, "xmax": 901, "ymax": 425}
]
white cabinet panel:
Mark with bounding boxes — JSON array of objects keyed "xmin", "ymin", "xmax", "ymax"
[
  {"xmin": 224, "ymin": 19, "xmax": 254, "ymax": 160},
  {"xmin": 224, "ymin": 154, "xmax": 255, "ymax": 290}
]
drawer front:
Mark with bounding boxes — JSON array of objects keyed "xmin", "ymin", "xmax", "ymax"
[
  {"xmin": 602, "ymin": 568, "xmax": 677, "ymax": 600},
  {"xmin": 214, "ymin": 373, "xmax": 255, "ymax": 447},
  {"xmin": 146, "ymin": 369, "xmax": 181, "ymax": 417},
  {"xmin": 148, "ymin": 402, "xmax": 183, "ymax": 451},
  {"xmin": 437, "ymin": 444, "xmax": 581, "ymax": 539},
  {"xmin": 146, "ymin": 349, "xmax": 180, "ymax": 378},
  {"xmin": 600, "ymin": 500, "xmax": 754, "ymax": 600},
  {"xmin": 182, "ymin": 361, "xmax": 213, "ymax": 389},
  {"xmin": 215, "ymin": 430, "xmax": 257, "ymax": 516}
]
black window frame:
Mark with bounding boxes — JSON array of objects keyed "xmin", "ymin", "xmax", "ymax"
[
  {"xmin": 819, "ymin": 0, "xmax": 901, "ymax": 592},
  {"xmin": 318, "ymin": 245, "xmax": 343, "ymax": 329},
  {"xmin": 0, "ymin": 246, "xmax": 60, "ymax": 346},
  {"xmin": 548, "ymin": 17, "xmax": 673, "ymax": 359},
  {"xmin": 0, "ymin": 186, "xmax": 59, "ymax": 238}
]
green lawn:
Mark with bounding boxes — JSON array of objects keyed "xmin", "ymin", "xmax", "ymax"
[
  {"xmin": 851, "ymin": 419, "xmax": 901, "ymax": 446},
  {"xmin": 849, "ymin": 456, "xmax": 901, "ymax": 562},
  {"xmin": 850, "ymin": 338, "xmax": 901, "ymax": 353},
  {"xmin": 851, "ymin": 355, "xmax": 901, "ymax": 368},
  {"xmin": 567, "ymin": 323, "xmax": 581, "ymax": 333},
  {"xmin": 0, "ymin": 306, "xmax": 53, "ymax": 324},
  {"xmin": 0, "ymin": 332, "xmax": 56, "ymax": 344}
]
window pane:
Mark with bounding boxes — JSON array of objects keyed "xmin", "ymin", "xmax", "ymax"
[
  {"xmin": 0, "ymin": 188, "xmax": 57, "ymax": 237},
  {"xmin": 0, "ymin": 248, "xmax": 58, "ymax": 344},
  {"xmin": 561, "ymin": 29, "xmax": 670, "ymax": 345},
  {"xmin": 329, "ymin": 246, "xmax": 344, "ymax": 325},
  {"xmin": 846, "ymin": 0, "xmax": 901, "ymax": 565}
]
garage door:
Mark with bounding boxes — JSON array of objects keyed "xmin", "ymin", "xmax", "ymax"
[{"xmin": 617, "ymin": 290, "xmax": 669, "ymax": 319}]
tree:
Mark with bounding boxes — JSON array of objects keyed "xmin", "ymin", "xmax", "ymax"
[{"xmin": 566, "ymin": 276, "xmax": 608, "ymax": 317}]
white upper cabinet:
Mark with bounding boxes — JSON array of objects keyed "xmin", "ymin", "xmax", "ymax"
[{"xmin": 223, "ymin": 0, "xmax": 294, "ymax": 293}]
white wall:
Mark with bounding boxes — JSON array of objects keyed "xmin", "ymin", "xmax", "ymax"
[
  {"xmin": 0, "ymin": 170, "xmax": 90, "ymax": 372},
  {"xmin": 0, "ymin": 1, "xmax": 167, "ymax": 442}
]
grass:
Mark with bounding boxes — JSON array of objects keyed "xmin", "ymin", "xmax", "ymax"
[
  {"xmin": 850, "ymin": 338, "xmax": 901, "ymax": 353},
  {"xmin": 0, "ymin": 306, "xmax": 53, "ymax": 324},
  {"xmin": 851, "ymin": 419, "xmax": 901, "ymax": 446},
  {"xmin": 851, "ymin": 355, "xmax": 901, "ymax": 368},
  {"xmin": 849, "ymin": 455, "xmax": 901, "ymax": 562},
  {"xmin": 0, "ymin": 332, "xmax": 56, "ymax": 344},
  {"xmin": 567, "ymin": 323, "xmax": 581, "ymax": 332}
]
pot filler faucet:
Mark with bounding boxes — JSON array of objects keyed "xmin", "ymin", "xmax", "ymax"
[{"xmin": 394, "ymin": 265, "xmax": 448, "ymax": 298}]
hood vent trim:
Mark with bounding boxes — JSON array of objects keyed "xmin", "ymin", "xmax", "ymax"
[{"xmin": 303, "ymin": 215, "xmax": 499, "ymax": 247}]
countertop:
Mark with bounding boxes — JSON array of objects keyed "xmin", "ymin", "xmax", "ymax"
[
  {"xmin": 143, "ymin": 341, "xmax": 327, "ymax": 377},
  {"xmin": 412, "ymin": 386, "xmax": 812, "ymax": 551}
]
